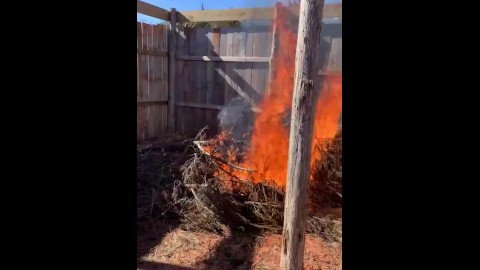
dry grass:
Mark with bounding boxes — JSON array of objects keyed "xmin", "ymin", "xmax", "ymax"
[
  {"xmin": 139, "ymin": 229, "xmax": 342, "ymax": 270},
  {"xmin": 143, "ymin": 231, "xmax": 200, "ymax": 262},
  {"xmin": 308, "ymin": 217, "xmax": 342, "ymax": 244},
  {"xmin": 140, "ymin": 230, "xmax": 223, "ymax": 269}
]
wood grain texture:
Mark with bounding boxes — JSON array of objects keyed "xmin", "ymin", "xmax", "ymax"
[
  {"xmin": 252, "ymin": 26, "xmax": 270, "ymax": 96},
  {"xmin": 175, "ymin": 25, "xmax": 186, "ymax": 133},
  {"xmin": 137, "ymin": 22, "xmax": 169, "ymax": 142},
  {"xmin": 137, "ymin": 0, "xmax": 170, "ymax": 21},
  {"xmin": 175, "ymin": 4, "xmax": 341, "ymax": 22},
  {"xmin": 280, "ymin": 1, "xmax": 326, "ymax": 269}
]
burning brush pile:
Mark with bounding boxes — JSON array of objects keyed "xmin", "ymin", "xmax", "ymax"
[
  {"xmin": 173, "ymin": 128, "xmax": 342, "ymax": 242},
  {"xmin": 138, "ymin": 4, "xmax": 342, "ymax": 243},
  {"xmin": 172, "ymin": 6, "xmax": 341, "ymax": 239}
]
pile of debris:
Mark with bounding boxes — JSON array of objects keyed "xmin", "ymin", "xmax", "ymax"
[
  {"xmin": 137, "ymin": 131, "xmax": 342, "ymax": 243},
  {"xmin": 137, "ymin": 134, "xmax": 193, "ymax": 223}
]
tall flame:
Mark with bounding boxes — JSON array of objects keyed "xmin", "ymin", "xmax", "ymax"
[{"xmin": 207, "ymin": 5, "xmax": 342, "ymax": 190}]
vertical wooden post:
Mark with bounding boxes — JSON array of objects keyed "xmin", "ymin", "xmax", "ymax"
[
  {"xmin": 267, "ymin": 3, "xmax": 280, "ymax": 94},
  {"xmin": 280, "ymin": 0, "xmax": 325, "ymax": 270},
  {"xmin": 168, "ymin": 8, "xmax": 177, "ymax": 132}
]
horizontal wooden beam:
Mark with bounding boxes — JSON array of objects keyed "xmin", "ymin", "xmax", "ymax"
[
  {"xmin": 286, "ymin": 3, "xmax": 341, "ymax": 19},
  {"xmin": 176, "ymin": 102, "xmax": 223, "ymax": 110},
  {"xmin": 137, "ymin": 1, "xmax": 341, "ymax": 23},
  {"xmin": 177, "ymin": 4, "xmax": 341, "ymax": 23},
  {"xmin": 137, "ymin": 100, "xmax": 168, "ymax": 105},
  {"xmin": 137, "ymin": 1, "xmax": 170, "ymax": 21},
  {"xmin": 176, "ymin": 102, "xmax": 261, "ymax": 113},
  {"xmin": 178, "ymin": 7, "xmax": 272, "ymax": 23},
  {"xmin": 176, "ymin": 55, "xmax": 270, "ymax": 63},
  {"xmin": 137, "ymin": 49, "xmax": 168, "ymax": 57}
]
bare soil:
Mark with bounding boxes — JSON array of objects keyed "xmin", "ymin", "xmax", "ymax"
[{"xmin": 138, "ymin": 227, "xmax": 341, "ymax": 270}]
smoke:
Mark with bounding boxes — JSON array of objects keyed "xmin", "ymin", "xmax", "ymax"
[{"xmin": 217, "ymin": 97, "xmax": 254, "ymax": 140}]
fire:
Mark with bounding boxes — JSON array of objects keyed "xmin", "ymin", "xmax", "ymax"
[
  {"xmin": 206, "ymin": 5, "xmax": 342, "ymax": 190},
  {"xmin": 311, "ymin": 75, "xmax": 342, "ymax": 163}
]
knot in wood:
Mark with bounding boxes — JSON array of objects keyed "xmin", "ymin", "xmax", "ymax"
[{"xmin": 301, "ymin": 75, "xmax": 314, "ymax": 89}]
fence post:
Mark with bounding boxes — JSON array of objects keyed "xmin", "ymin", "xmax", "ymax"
[
  {"xmin": 168, "ymin": 8, "xmax": 177, "ymax": 132},
  {"xmin": 280, "ymin": 0, "xmax": 325, "ymax": 269}
]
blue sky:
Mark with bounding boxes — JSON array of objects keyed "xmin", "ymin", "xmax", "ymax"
[{"xmin": 137, "ymin": 0, "xmax": 342, "ymax": 24}]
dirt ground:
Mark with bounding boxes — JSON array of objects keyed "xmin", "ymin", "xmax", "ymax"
[{"xmin": 137, "ymin": 224, "xmax": 341, "ymax": 270}]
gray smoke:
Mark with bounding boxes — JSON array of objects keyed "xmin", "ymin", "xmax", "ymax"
[{"xmin": 217, "ymin": 97, "xmax": 255, "ymax": 140}]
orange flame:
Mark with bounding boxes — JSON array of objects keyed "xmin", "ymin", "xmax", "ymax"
[{"xmin": 207, "ymin": 5, "xmax": 342, "ymax": 190}]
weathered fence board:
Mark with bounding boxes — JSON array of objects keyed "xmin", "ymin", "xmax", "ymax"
[{"xmin": 137, "ymin": 22, "xmax": 169, "ymax": 142}]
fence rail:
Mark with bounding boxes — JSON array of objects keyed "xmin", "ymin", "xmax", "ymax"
[{"xmin": 137, "ymin": 0, "xmax": 342, "ymax": 22}]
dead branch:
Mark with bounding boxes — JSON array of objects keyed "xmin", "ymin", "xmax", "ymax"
[
  {"xmin": 183, "ymin": 184, "xmax": 209, "ymax": 188},
  {"xmin": 188, "ymin": 187, "xmax": 216, "ymax": 217},
  {"xmin": 244, "ymin": 201, "xmax": 283, "ymax": 207},
  {"xmin": 195, "ymin": 126, "xmax": 209, "ymax": 140},
  {"xmin": 193, "ymin": 140, "xmax": 256, "ymax": 172},
  {"xmin": 326, "ymin": 186, "xmax": 342, "ymax": 198}
]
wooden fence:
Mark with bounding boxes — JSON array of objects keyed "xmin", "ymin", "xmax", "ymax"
[
  {"xmin": 137, "ymin": 22, "xmax": 169, "ymax": 142},
  {"xmin": 137, "ymin": 1, "xmax": 342, "ymax": 141},
  {"xmin": 174, "ymin": 26, "xmax": 273, "ymax": 135}
]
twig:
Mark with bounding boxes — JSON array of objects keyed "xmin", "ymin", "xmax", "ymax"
[
  {"xmin": 193, "ymin": 140, "xmax": 209, "ymax": 145},
  {"xmin": 244, "ymin": 201, "xmax": 283, "ymax": 207},
  {"xmin": 327, "ymin": 185, "xmax": 342, "ymax": 198},
  {"xmin": 261, "ymin": 184, "xmax": 268, "ymax": 201},
  {"xmin": 248, "ymin": 223, "xmax": 282, "ymax": 231},
  {"xmin": 257, "ymin": 182, "xmax": 285, "ymax": 195},
  {"xmin": 213, "ymin": 155, "xmax": 256, "ymax": 172},
  {"xmin": 161, "ymin": 204, "xmax": 173, "ymax": 216},
  {"xmin": 188, "ymin": 187, "xmax": 216, "ymax": 217},
  {"xmin": 149, "ymin": 189, "xmax": 155, "ymax": 220},
  {"xmin": 231, "ymin": 178, "xmax": 255, "ymax": 188},
  {"xmin": 183, "ymin": 184, "xmax": 209, "ymax": 188},
  {"xmin": 193, "ymin": 140, "xmax": 256, "ymax": 172},
  {"xmin": 195, "ymin": 126, "xmax": 209, "ymax": 140}
]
